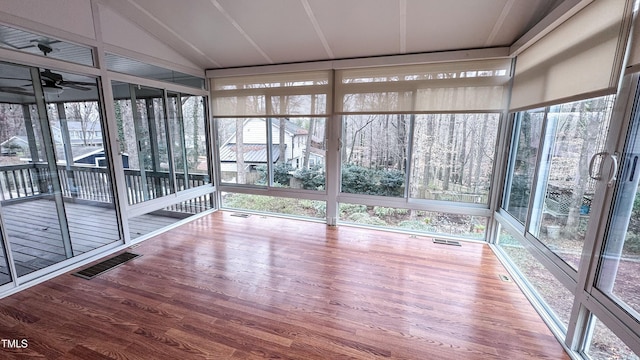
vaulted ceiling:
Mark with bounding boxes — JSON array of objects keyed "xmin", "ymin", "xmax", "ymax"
[{"xmin": 102, "ymin": 0, "xmax": 564, "ymax": 70}]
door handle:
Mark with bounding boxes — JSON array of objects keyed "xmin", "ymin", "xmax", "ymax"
[
  {"xmin": 608, "ymin": 152, "xmax": 619, "ymax": 187},
  {"xmin": 589, "ymin": 152, "xmax": 608, "ymax": 181}
]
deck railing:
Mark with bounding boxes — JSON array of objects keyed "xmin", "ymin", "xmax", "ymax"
[
  {"xmin": 0, "ymin": 163, "xmax": 211, "ymax": 213},
  {"xmin": 0, "ymin": 163, "xmax": 49, "ymax": 201}
]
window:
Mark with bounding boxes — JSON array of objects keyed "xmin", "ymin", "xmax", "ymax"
[
  {"xmin": 503, "ymin": 109, "xmax": 545, "ymax": 223},
  {"xmin": 529, "ymin": 97, "xmax": 614, "ymax": 270},
  {"xmin": 340, "ymin": 203, "xmax": 488, "ymax": 239},
  {"xmin": 221, "ymin": 192, "xmax": 325, "ymax": 219},
  {"xmin": 410, "ymin": 113, "xmax": 499, "ymax": 204},
  {"xmin": 113, "ymin": 82, "xmax": 209, "ymax": 205},
  {"xmin": 217, "ymin": 118, "xmax": 268, "ymax": 186},
  {"xmin": 337, "ymin": 60, "xmax": 510, "ymax": 205},
  {"xmin": 212, "ymin": 70, "xmax": 331, "ymax": 208},
  {"xmin": 341, "ymin": 114, "xmax": 408, "ymax": 197},
  {"xmin": 497, "ymin": 227, "xmax": 574, "ymax": 330},
  {"xmin": 269, "ymin": 117, "xmax": 326, "ymax": 190},
  {"xmin": 167, "ymin": 93, "xmax": 210, "ymax": 190}
]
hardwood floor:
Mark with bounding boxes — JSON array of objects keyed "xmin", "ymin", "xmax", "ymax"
[{"xmin": 0, "ymin": 211, "xmax": 569, "ymax": 359}]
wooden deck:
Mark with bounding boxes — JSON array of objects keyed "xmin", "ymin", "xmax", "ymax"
[
  {"xmin": 1, "ymin": 199, "xmax": 182, "ymax": 277},
  {"xmin": 0, "ymin": 211, "xmax": 569, "ymax": 359}
]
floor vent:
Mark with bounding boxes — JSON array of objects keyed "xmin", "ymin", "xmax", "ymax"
[
  {"xmin": 230, "ymin": 213, "xmax": 250, "ymax": 218},
  {"xmin": 72, "ymin": 252, "xmax": 140, "ymax": 280},
  {"xmin": 433, "ymin": 239, "xmax": 462, "ymax": 246},
  {"xmin": 499, "ymin": 274, "xmax": 512, "ymax": 282}
]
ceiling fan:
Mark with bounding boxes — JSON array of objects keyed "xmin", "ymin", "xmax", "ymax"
[
  {"xmin": 0, "ymin": 41, "xmax": 96, "ymax": 96},
  {"xmin": 33, "ymin": 42, "xmax": 96, "ymax": 93}
]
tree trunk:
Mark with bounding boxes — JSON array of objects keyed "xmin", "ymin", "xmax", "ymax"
[
  {"xmin": 303, "ymin": 95, "xmax": 317, "ymax": 168},
  {"xmin": 458, "ymin": 116, "xmax": 467, "ymax": 185},
  {"xmin": 443, "ymin": 114, "xmax": 455, "ymax": 190},
  {"xmin": 278, "ymin": 118, "xmax": 286, "ymax": 164},
  {"xmin": 466, "ymin": 121, "xmax": 476, "ymax": 187},
  {"xmin": 398, "ymin": 114, "xmax": 408, "ymax": 171},
  {"xmin": 192, "ymin": 98, "xmax": 200, "ymax": 166},
  {"xmin": 566, "ymin": 101, "xmax": 599, "ymax": 233},
  {"xmin": 235, "ymin": 118, "xmax": 246, "ymax": 183},
  {"xmin": 474, "ymin": 114, "xmax": 489, "ymax": 192},
  {"xmin": 278, "ymin": 96, "xmax": 287, "ymax": 164}
]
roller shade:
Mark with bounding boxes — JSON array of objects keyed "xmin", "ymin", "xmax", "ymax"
[
  {"xmin": 211, "ymin": 71, "xmax": 331, "ymax": 116},
  {"xmin": 510, "ymin": 0, "xmax": 632, "ymax": 111},
  {"xmin": 335, "ymin": 59, "xmax": 512, "ymax": 113},
  {"xmin": 626, "ymin": 10, "xmax": 640, "ymax": 73}
]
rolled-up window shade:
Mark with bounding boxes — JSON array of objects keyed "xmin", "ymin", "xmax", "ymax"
[
  {"xmin": 626, "ymin": 11, "xmax": 640, "ymax": 73},
  {"xmin": 335, "ymin": 59, "xmax": 511, "ymax": 113},
  {"xmin": 510, "ymin": 0, "xmax": 632, "ymax": 111},
  {"xmin": 211, "ymin": 71, "xmax": 331, "ymax": 116}
]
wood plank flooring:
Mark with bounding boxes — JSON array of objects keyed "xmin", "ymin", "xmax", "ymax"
[
  {"xmin": 0, "ymin": 211, "xmax": 570, "ymax": 359},
  {"xmin": 1, "ymin": 199, "xmax": 182, "ymax": 276}
]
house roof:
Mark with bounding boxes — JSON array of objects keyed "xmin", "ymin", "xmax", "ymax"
[
  {"xmin": 282, "ymin": 120, "xmax": 307, "ymax": 136},
  {"xmin": 0, "ymin": 135, "xmax": 28, "ymax": 147},
  {"xmin": 51, "ymin": 121, "xmax": 102, "ymax": 133},
  {"xmin": 219, "ymin": 143, "xmax": 283, "ymax": 163},
  {"xmin": 220, "ymin": 143, "xmax": 280, "ymax": 164},
  {"xmin": 55, "ymin": 145, "xmax": 104, "ymax": 163}
]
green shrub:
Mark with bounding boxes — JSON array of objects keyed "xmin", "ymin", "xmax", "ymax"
[
  {"xmin": 398, "ymin": 220, "xmax": 436, "ymax": 232},
  {"xmin": 373, "ymin": 206, "xmax": 394, "ymax": 217},
  {"xmin": 293, "ymin": 165, "xmax": 325, "ymax": 190},
  {"xmin": 623, "ymin": 232, "xmax": 640, "ymax": 255},
  {"xmin": 378, "ymin": 169, "xmax": 404, "ymax": 196},
  {"xmin": 341, "ymin": 164, "xmax": 404, "ymax": 196},
  {"xmin": 341, "ymin": 164, "xmax": 379, "ymax": 195},
  {"xmin": 339, "ymin": 203, "xmax": 368, "ymax": 216},
  {"xmin": 313, "ymin": 202, "xmax": 326, "ymax": 217},
  {"xmin": 347, "ymin": 212, "xmax": 387, "ymax": 226},
  {"xmin": 256, "ymin": 163, "xmax": 293, "ymax": 186}
]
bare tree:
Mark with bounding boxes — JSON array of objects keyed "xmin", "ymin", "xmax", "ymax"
[{"xmin": 565, "ymin": 99, "xmax": 607, "ymax": 234}]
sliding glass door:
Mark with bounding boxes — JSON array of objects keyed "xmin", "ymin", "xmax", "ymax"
[
  {"xmin": 595, "ymin": 84, "xmax": 640, "ymax": 322},
  {"xmin": 0, "ymin": 224, "xmax": 11, "ymax": 286},
  {"xmin": 0, "ymin": 61, "xmax": 122, "ymax": 278}
]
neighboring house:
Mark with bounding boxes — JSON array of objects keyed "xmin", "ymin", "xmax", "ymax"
[
  {"xmin": 219, "ymin": 118, "xmax": 324, "ymax": 175},
  {"xmin": 0, "ymin": 136, "xmax": 28, "ymax": 156},
  {"xmin": 1, "ymin": 121, "xmax": 102, "ymax": 158},
  {"xmin": 51, "ymin": 120, "xmax": 103, "ymax": 146},
  {"xmin": 1, "ymin": 136, "xmax": 128, "ymax": 168},
  {"xmin": 71, "ymin": 147, "xmax": 130, "ymax": 168}
]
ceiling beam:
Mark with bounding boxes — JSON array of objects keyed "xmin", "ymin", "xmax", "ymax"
[
  {"xmin": 301, "ymin": 0, "xmax": 334, "ymax": 59},
  {"xmin": 208, "ymin": 0, "xmax": 273, "ymax": 64},
  {"xmin": 98, "ymin": 0, "xmax": 218, "ymax": 69},
  {"xmin": 399, "ymin": 0, "xmax": 407, "ymax": 54},
  {"xmin": 485, "ymin": 0, "xmax": 516, "ymax": 47}
]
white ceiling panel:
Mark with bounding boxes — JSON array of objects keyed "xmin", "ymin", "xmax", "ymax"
[
  {"xmin": 129, "ymin": 0, "xmax": 269, "ymax": 68},
  {"xmin": 217, "ymin": 0, "xmax": 330, "ymax": 64},
  {"xmin": 306, "ymin": 0, "xmax": 402, "ymax": 59},
  {"xmin": 93, "ymin": 0, "xmax": 565, "ymax": 70},
  {"xmin": 99, "ymin": 4, "xmax": 200, "ymax": 70},
  {"xmin": 406, "ymin": 0, "xmax": 506, "ymax": 53}
]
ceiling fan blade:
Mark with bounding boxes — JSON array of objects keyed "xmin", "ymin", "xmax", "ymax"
[
  {"xmin": 0, "ymin": 76, "xmax": 31, "ymax": 81},
  {"xmin": 64, "ymin": 80, "xmax": 96, "ymax": 87},
  {"xmin": 0, "ymin": 86, "xmax": 34, "ymax": 96},
  {"xmin": 59, "ymin": 81, "xmax": 91, "ymax": 91}
]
